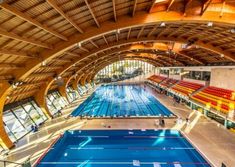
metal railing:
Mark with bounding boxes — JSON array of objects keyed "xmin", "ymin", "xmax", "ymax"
[{"xmin": 0, "ymin": 159, "xmax": 31, "ymax": 167}]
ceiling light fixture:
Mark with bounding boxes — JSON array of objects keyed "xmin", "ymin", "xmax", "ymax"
[
  {"xmin": 12, "ymin": 84, "xmax": 17, "ymax": 89},
  {"xmin": 207, "ymin": 22, "xmax": 213, "ymax": 27},
  {"xmin": 41, "ymin": 60, "xmax": 46, "ymax": 66},
  {"xmin": 77, "ymin": 42, "xmax": 81, "ymax": 47},
  {"xmin": 230, "ymin": 29, "xmax": 235, "ymax": 33},
  {"xmin": 160, "ymin": 22, "xmax": 165, "ymax": 27}
]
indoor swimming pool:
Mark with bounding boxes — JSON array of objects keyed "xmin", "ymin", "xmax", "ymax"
[
  {"xmin": 36, "ymin": 130, "xmax": 211, "ymax": 167},
  {"xmin": 71, "ymin": 85, "xmax": 174, "ymax": 118}
]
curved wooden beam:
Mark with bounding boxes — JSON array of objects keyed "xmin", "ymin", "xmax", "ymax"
[
  {"xmin": 0, "ymin": 81, "xmax": 14, "ymax": 149},
  {"xmin": 2, "ymin": 10, "xmax": 235, "ymax": 148},
  {"xmin": 12, "ymin": 11, "xmax": 235, "ymax": 82}
]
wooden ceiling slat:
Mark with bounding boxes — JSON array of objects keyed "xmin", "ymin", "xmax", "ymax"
[
  {"xmin": 0, "ymin": 28, "xmax": 52, "ymax": 49},
  {"xmin": 137, "ymin": 26, "xmax": 145, "ymax": 39},
  {"xmin": 46, "ymin": 0, "xmax": 84, "ymax": 33},
  {"xmin": 0, "ymin": 63, "xmax": 23, "ymax": 69},
  {"xmin": 0, "ymin": 2, "xmax": 68, "ymax": 41},
  {"xmin": 132, "ymin": 0, "xmax": 138, "ymax": 16},
  {"xmin": 28, "ymin": 72, "xmax": 55, "ymax": 78},
  {"xmin": 84, "ymin": 0, "xmax": 100, "ymax": 27},
  {"xmin": 90, "ymin": 40, "xmax": 99, "ymax": 48},
  {"xmin": 9, "ymin": 89, "xmax": 39, "ymax": 98},
  {"xmin": 79, "ymin": 46, "xmax": 90, "ymax": 52},
  {"xmin": 127, "ymin": 28, "xmax": 131, "ymax": 40},
  {"xmin": 103, "ymin": 35, "xmax": 108, "ymax": 45},
  {"xmin": 0, "ymin": 49, "xmax": 35, "ymax": 58},
  {"xmin": 112, "ymin": 0, "xmax": 117, "ymax": 22},
  {"xmin": 65, "ymin": 52, "xmax": 79, "ymax": 57}
]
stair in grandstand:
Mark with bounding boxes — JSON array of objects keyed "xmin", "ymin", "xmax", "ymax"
[{"xmin": 190, "ymin": 85, "xmax": 208, "ymax": 96}]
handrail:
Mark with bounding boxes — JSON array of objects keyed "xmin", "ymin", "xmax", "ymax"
[{"xmin": 0, "ymin": 159, "xmax": 23, "ymax": 166}]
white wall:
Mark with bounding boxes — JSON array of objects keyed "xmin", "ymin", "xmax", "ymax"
[{"xmin": 210, "ymin": 68, "xmax": 235, "ymax": 91}]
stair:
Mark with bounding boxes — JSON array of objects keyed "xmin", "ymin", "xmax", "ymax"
[{"xmin": 190, "ymin": 85, "xmax": 208, "ymax": 96}]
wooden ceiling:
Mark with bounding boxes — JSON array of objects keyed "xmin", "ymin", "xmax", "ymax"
[{"xmin": 0, "ymin": 0, "xmax": 235, "ymax": 104}]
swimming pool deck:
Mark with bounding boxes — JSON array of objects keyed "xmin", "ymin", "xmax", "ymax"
[{"xmin": 1, "ymin": 84, "xmax": 235, "ymax": 167}]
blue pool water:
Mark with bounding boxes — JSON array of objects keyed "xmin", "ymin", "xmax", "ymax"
[
  {"xmin": 37, "ymin": 130, "xmax": 211, "ymax": 167},
  {"xmin": 71, "ymin": 85, "xmax": 174, "ymax": 117}
]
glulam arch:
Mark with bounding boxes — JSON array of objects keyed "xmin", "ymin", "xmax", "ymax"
[{"xmin": 1, "ymin": 5, "xmax": 235, "ymax": 148}]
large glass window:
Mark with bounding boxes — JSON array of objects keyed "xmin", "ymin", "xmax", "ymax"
[
  {"xmin": 46, "ymin": 90, "xmax": 68, "ymax": 115},
  {"xmin": 46, "ymin": 96, "xmax": 57, "ymax": 115},
  {"xmin": 184, "ymin": 71, "xmax": 211, "ymax": 81},
  {"xmin": 4, "ymin": 122, "xmax": 17, "ymax": 142},
  {"xmin": 95, "ymin": 60, "xmax": 155, "ymax": 83},
  {"xmin": 13, "ymin": 106, "xmax": 35, "ymax": 131},
  {"xmin": 3, "ymin": 99, "xmax": 48, "ymax": 143},
  {"xmin": 77, "ymin": 85, "xmax": 85, "ymax": 96},
  {"xmin": 66, "ymin": 86, "xmax": 78, "ymax": 102},
  {"xmin": 3, "ymin": 110, "xmax": 28, "ymax": 141},
  {"xmin": 53, "ymin": 91, "xmax": 68, "ymax": 107},
  {"xmin": 22, "ymin": 102, "xmax": 47, "ymax": 125}
]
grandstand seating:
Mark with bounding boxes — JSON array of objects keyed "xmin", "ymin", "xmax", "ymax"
[
  {"xmin": 192, "ymin": 86, "xmax": 235, "ymax": 114},
  {"xmin": 170, "ymin": 80, "xmax": 204, "ymax": 96},
  {"xmin": 160, "ymin": 78, "xmax": 178, "ymax": 88},
  {"xmin": 148, "ymin": 75, "xmax": 166, "ymax": 83}
]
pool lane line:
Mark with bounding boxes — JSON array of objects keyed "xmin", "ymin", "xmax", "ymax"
[
  {"xmin": 33, "ymin": 133, "xmax": 63, "ymax": 167},
  {"xmin": 138, "ymin": 85, "xmax": 167, "ymax": 116},
  {"xmin": 132, "ymin": 86, "xmax": 159, "ymax": 116},
  {"xmin": 91, "ymin": 85, "xmax": 111, "ymax": 117},
  {"xmin": 143, "ymin": 83, "xmax": 177, "ymax": 117},
  {"xmin": 70, "ymin": 147, "xmax": 104, "ymax": 150},
  {"xmin": 73, "ymin": 135, "xmax": 109, "ymax": 138},
  {"xmin": 94, "ymin": 86, "xmax": 110, "ymax": 117},
  {"xmin": 67, "ymin": 147, "xmax": 195, "ymax": 150},
  {"xmin": 72, "ymin": 85, "xmax": 100, "ymax": 116},
  {"xmin": 181, "ymin": 131, "xmax": 216, "ymax": 167},
  {"xmin": 39, "ymin": 161, "xmax": 211, "ymax": 165},
  {"xmin": 70, "ymin": 135, "xmax": 182, "ymax": 138},
  {"xmin": 134, "ymin": 85, "xmax": 168, "ymax": 116},
  {"xmin": 123, "ymin": 136, "xmax": 185, "ymax": 138},
  {"xmin": 127, "ymin": 147, "xmax": 195, "ymax": 150},
  {"xmin": 128, "ymin": 87, "xmax": 143, "ymax": 116}
]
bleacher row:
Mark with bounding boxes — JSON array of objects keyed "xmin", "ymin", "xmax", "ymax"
[{"xmin": 147, "ymin": 75, "xmax": 235, "ymax": 114}]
